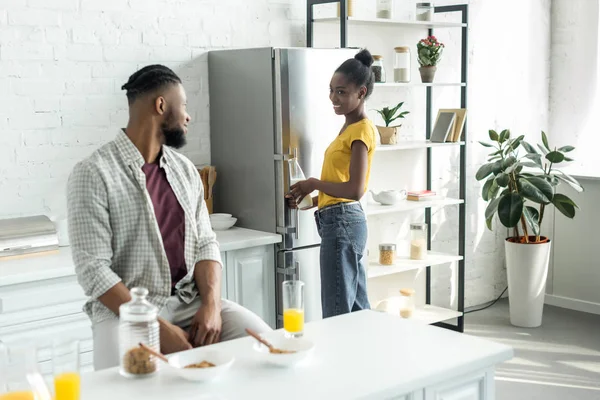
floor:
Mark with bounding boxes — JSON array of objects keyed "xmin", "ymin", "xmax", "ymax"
[{"xmin": 465, "ymin": 299, "xmax": 600, "ymax": 400}]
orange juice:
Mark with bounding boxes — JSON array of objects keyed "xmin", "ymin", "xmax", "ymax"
[
  {"xmin": 54, "ymin": 372, "xmax": 80, "ymax": 400},
  {"xmin": 0, "ymin": 392, "xmax": 35, "ymax": 400},
  {"xmin": 283, "ymin": 308, "xmax": 304, "ymax": 333}
]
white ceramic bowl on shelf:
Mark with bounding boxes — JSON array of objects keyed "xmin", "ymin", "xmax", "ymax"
[
  {"xmin": 209, "ymin": 213, "xmax": 233, "ymax": 220},
  {"xmin": 210, "ymin": 217, "xmax": 237, "ymax": 231},
  {"xmin": 167, "ymin": 348, "xmax": 235, "ymax": 382}
]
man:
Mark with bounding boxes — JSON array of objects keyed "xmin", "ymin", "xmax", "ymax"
[{"xmin": 67, "ymin": 64, "xmax": 271, "ymax": 370}]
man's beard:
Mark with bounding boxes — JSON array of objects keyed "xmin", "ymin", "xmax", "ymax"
[{"xmin": 161, "ymin": 121, "xmax": 186, "ymax": 149}]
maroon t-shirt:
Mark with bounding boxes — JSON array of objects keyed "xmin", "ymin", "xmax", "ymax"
[{"xmin": 142, "ymin": 161, "xmax": 187, "ymax": 289}]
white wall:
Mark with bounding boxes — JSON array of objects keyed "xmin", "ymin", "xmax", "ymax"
[
  {"xmin": 0, "ymin": 0, "xmax": 305, "ymax": 219},
  {"xmin": 0, "ymin": 0, "xmax": 553, "ymax": 308}
]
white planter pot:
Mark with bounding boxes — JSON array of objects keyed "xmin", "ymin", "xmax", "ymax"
[{"xmin": 505, "ymin": 238, "xmax": 552, "ymax": 328}]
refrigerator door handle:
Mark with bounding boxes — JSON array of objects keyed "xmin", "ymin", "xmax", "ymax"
[{"xmin": 289, "ymin": 147, "xmax": 299, "ymax": 240}]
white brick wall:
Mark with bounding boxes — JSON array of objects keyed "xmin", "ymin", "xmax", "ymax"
[{"xmin": 0, "ymin": 0, "xmax": 305, "ymax": 221}]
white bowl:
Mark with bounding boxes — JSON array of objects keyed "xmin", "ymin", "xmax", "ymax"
[
  {"xmin": 167, "ymin": 349, "xmax": 234, "ymax": 382},
  {"xmin": 211, "ymin": 217, "xmax": 237, "ymax": 231},
  {"xmin": 210, "ymin": 213, "xmax": 233, "ymax": 220},
  {"xmin": 253, "ymin": 333, "xmax": 315, "ymax": 368}
]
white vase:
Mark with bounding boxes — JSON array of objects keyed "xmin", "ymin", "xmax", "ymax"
[{"xmin": 505, "ymin": 238, "xmax": 552, "ymax": 328}]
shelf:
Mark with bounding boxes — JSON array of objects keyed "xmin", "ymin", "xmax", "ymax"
[
  {"xmin": 368, "ymin": 252, "xmax": 463, "ymax": 279},
  {"xmin": 313, "ymin": 17, "xmax": 467, "ymax": 29},
  {"xmin": 376, "ymin": 141, "xmax": 465, "ymax": 151},
  {"xmin": 412, "ymin": 305, "xmax": 463, "ymax": 325},
  {"xmin": 373, "ymin": 304, "xmax": 463, "ymax": 325},
  {"xmin": 375, "ymin": 82, "xmax": 466, "ymax": 88},
  {"xmin": 366, "ymin": 198, "xmax": 463, "ymax": 216}
]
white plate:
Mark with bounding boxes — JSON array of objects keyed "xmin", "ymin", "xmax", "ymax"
[
  {"xmin": 211, "ymin": 217, "xmax": 237, "ymax": 231},
  {"xmin": 253, "ymin": 333, "xmax": 315, "ymax": 368},
  {"xmin": 167, "ymin": 349, "xmax": 234, "ymax": 382}
]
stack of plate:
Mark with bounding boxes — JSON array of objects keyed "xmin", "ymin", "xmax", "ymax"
[{"xmin": 209, "ymin": 213, "xmax": 237, "ymax": 231}]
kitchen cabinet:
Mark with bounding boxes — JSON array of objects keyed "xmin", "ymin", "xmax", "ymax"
[
  {"xmin": 0, "ymin": 228, "xmax": 280, "ymax": 375},
  {"xmin": 224, "ymin": 245, "xmax": 276, "ymax": 328}
]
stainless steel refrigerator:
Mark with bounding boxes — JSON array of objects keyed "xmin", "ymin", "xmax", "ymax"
[{"xmin": 208, "ymin": 47, "xmax": 358, "ymax": 327}]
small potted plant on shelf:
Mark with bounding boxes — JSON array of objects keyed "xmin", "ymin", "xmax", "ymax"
[
  {"xmin": 476, "ymin": 129, "xmax": 583, "ymax": 328},
  {"xmin": 374, "ymin": 102, "xmax": 409, "ymax": 145},
  {"xmin": 417, "ymin": 35, "xmax": 444, "ymax": 83}
]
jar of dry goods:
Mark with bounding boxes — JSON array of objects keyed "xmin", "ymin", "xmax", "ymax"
[
  {"xmin": 119, "ymin": 287, "xmax": 160, "ymax": 378},
  {"xmin": 399, "ymin": 288, "xmax": 416, "ymax": 318},
  {"xmin": 372, "ymin": 55, "xmax": 386, "ymax": 83},
  {"xmin": 379, "ymin": 243, "xmax": 396, "ymax": 265},
  {"xmin": 416, "ymin": 2, "xmax": 434, "ymax": 21},
  {"xmin": 394, "ymin": 46, "xmax": 411, "ymax": 83},
  {"xmin": 410, "ymin": 223, "xmax": 428, "ymax": 260}
]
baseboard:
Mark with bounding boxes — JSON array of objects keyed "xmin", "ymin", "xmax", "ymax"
[{"xmin": 545, "ymin": 294, "xmax": 600, "ymax": 315}]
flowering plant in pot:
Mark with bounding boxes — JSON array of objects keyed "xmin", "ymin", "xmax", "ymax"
[
  {"xmin": 374, "ymin": 102, "xmax": 409, "ymax": 145},
  {"xmin": 417, "ymin": 35, "xmax": 444, "ymax": 83},
  {"xmin": 476, "ymin": 129, "xmax": 583, "ymax": 327}
]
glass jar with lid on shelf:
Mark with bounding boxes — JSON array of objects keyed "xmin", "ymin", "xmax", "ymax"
[
  {"xmin": 410, "ymin": 223, "xmax": 428, "ymax": 260},
  {"xmin": 376, "ymin": 0, "xmax": 393, "ymax": 19},
  {"xmin": 399, "ymin": 288, "xmax": 416, "ymax": 318},
  {"xmin": 416, "ymin": 2, "xmax": 434, "ymax": 21},
  {"xmin": 371, "ymin": 55, "xmax": 386, "ymax": 83},
  {"xmin": 393, "ymin": 46, "xmax": 411, "ymax": 83}
]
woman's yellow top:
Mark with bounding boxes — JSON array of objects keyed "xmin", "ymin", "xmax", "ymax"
[{"xmin": 318, "ymin": 119, "xmax": 377, "ymax": 209}]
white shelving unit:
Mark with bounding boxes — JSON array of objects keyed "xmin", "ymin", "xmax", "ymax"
[
  {"xmin": 368, "ymin": 252, "xmax": 463, "ymax": 279},
  {"xmin": 313, "ymin": 16, "xmax": 466, "ymax": 29},
  {"xmin": 366, "ymin": 198, "xmax": 463, "ymax": 217},
  {"xmin": 307, "ymin": 1, "xmax": 468, "ymax": 331},
  {"xmin": 376, "ymin": 140, "xmax": 465, "ymax": 151}
]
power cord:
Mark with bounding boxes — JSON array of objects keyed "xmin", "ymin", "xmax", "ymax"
[{"xmin": 464, "ymin": 286, "xmax": 508, "ymax": 314}]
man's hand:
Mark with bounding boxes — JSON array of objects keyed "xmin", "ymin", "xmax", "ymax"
[
  {"xmin": 189, "ymin": 303, "xmax": 222, "ymax": 347},
  {"xmin": 159, "ymin": 318, "xmax": 193, "ymax": 354}
]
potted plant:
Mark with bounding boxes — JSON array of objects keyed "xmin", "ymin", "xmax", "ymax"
[
  {"xmin": 476, "ymin": 129, "xmax": 583, "ymax": 327},
  {"xmin": 374, "ymin": 102, "xmax": 409, "ymax": 145},
  {"xmin": 417, "ymin": 35, "xmax": 444, "ymax": 83}
]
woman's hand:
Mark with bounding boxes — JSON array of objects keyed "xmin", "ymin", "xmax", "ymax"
[{"xmin": 286, "ymin": 178, "xmax": 318, "ymax": 209}]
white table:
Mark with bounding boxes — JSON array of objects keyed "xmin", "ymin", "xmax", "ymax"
[{"xmin": 81, "ymin": 311, "xmax": 513, "ymax": 400}]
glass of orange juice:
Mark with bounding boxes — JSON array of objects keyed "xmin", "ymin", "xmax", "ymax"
[
  {"xmin": 282, "ymin": 280, "xmax": 305, "ymax": 338},
  {"xmin": 52, "ymin": 340, "xmax": 80, "ymax": 400},
  {"xmin": 0, "ymin": 343, "xmax": 51, "ymax": 400}
]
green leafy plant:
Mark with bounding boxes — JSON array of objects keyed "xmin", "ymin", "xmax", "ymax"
[
  {"xmin": 476, "ymin": 130, "xmax": 583, "ymax": 244},
  {"xmin": 417, "ymin": 35, "xmax": 444, "ymax": 67},
  {"xmin": 374, "ymin": 102, "xmax": 409, "ymax": 127}
]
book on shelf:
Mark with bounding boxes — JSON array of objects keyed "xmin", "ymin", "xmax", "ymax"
[
  {"xmin": 437, "ymin": 108, "xmax": 467, "ymax": 142},
  {"xmin": 407, "ymin": 190, "xmax": 437, "ymax": 201},
  {"xmin": 430, "ymin": 112, "xmax": 456, "ymax": 143}
]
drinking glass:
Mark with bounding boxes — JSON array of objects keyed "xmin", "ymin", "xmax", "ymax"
[
  {"xmin": 282, "ymin": 280, "xmax": 305, "ymax": 338},
  {"xmin": 52, "ymin": 340, "xmax": 80, "ymax": 400}
]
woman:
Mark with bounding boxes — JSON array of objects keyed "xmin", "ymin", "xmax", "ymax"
[{"xmin": 287, "ymin": 49, "xmax": 377, "ymax": 318}]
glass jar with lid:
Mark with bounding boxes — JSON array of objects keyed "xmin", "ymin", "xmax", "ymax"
[
  {"xmin": 416, "ymin": 2, "xmax": 434, "ymax": 21},
  {"xmin": 393, "ymin": 46, "xmax": 411, "ymax": 83},
  {"xmin": 371, "ymin": 55, "xmax": 386, "ymax": 83},
  {"xmin": 119, "ymin": 287, "xmax": 160, "ymax": 378},
  {"xmin": 410, "ymin": 223, "xmax": 428, "ymax": 260},
  {"xmin": 399, "ymin": 288, "xmax": 416, "ymax": 318},
  {"xmin": 379, "ymin": 243, "xmax": 396, "ymax": 265},
  {"xmin": 376, "ymin": 0, "xmax": 393, "ymax": 19}
]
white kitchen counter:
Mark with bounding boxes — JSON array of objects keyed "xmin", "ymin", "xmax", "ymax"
[
  {"xmin": 81, "ymin": 310, "xmax": 513, "ymax": 400},
  {"xmin": 0, "ymin": 227, "xmax": 281, "ymax": 287}
]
